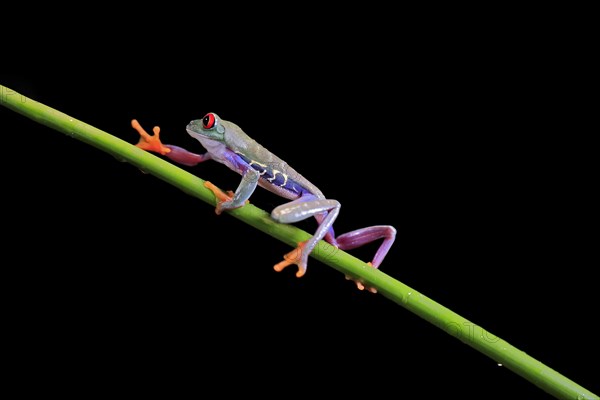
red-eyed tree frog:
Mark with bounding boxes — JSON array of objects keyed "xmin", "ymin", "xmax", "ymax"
[{"xmin": 131, "ymin": 113, "xmax": 396, "ymax": 292}]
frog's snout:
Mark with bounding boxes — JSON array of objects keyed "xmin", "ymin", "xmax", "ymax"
[{"xmin": 186, "ymin": 119, "xmax": 202, "ymax": 135}]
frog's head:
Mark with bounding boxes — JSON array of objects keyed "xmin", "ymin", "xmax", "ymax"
[{"xmin": 186, "ymin": 112, "xmax": 226, "ymax": 142}]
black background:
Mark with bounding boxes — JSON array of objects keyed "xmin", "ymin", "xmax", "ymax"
[{"xmin": 1, "ymin": 17, "xmax": 597, "ymax": 399}]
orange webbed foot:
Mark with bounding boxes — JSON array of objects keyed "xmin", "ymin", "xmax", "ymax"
[
  {"xmin": 204, "ymin": 181, "xmax": 232, "ymax": 215},
  {"xmin": 345, "ymin": 262, "xmax": 378, "ymax": 294},
  {"xmin": 274, "ymin": 241, "xmax": 308, "ymax": 278},
  {"xmin": 131, "ymin": 119, "xmax": 171, "ymax": 155},
  {"xmin": 203, "ymin": 181, "xmax": 249, "ymax": 215}
]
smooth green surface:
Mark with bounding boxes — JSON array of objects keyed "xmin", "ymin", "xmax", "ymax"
[{"xmin": 1, "ymin": 84, "xmax": 597, "ymax": 400}]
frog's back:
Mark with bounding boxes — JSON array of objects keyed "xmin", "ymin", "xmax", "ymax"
[{"xmin": 223, "ymin": 120, "xmax": 324, "ymax": 199}]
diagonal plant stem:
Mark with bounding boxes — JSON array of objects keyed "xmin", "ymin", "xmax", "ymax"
[{"xmin": 1, "ymin": 84, "xmax": 597, "ymax": 400}]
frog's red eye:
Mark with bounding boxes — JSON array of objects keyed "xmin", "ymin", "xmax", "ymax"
[{"xmin": 202, "ymin": 113, "xmax": 216, "ymax": 129}]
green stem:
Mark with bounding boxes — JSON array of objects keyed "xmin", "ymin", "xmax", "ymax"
[{"xmin": 1, "ymin": 84, "xmax": 597, "ymax": 400}]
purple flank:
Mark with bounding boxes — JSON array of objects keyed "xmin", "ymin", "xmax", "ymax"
[{"xmin": 235, "ymin": 152, "xmax": 311, "ymax": 197}]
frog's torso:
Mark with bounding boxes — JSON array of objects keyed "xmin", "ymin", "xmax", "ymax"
[{"xmin": 196, "ymin": 119, "xmax": 325, "ymax": 201}]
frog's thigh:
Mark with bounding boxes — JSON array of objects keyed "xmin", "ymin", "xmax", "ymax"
[{"xmin": 272, "ymin": 198, "xmax": 339, "ymax": 224}]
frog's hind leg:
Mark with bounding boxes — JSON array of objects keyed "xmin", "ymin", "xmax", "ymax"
[
  {"xmin": 321, "ymin": 218, "xmax": 396, "ymax": 292},
  {"xmin": 272, "ymin": 196, "xmax": 340, "ymax": 278},
  {"xmin": 272, "ymin": 195, "xmax": 396, "ymax": 294},
  {"xmin": 328, "ymin": 225, "xmax": 397, "ymax": 269}
]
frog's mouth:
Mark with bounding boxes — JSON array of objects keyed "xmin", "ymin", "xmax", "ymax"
[
  {"xmin": 187, "ymin": 127, "xmax": 212, "ymax": 142},
  {"xmin": 186, "ymin": 127, "xmax": 205, "ymax": 138}
]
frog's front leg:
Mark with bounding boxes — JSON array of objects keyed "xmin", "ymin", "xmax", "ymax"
[
  {"xmin": 132, "ymin": 119, "xmax": 212, "ymax": 166},
  {"xmin": 205, "ymin": 168, "xmax": 259, "ymax": 215},
  {"xmin": 272, "ymin": 195, "xmax": 340, "ymax": 277}
]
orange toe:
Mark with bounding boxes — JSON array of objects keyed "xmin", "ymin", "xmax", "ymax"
[{"xmin": 132, "ymin": 119, "xmax": 171, "ymax": 155}]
